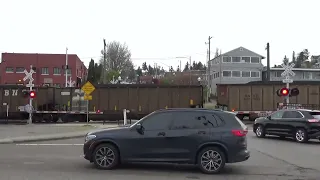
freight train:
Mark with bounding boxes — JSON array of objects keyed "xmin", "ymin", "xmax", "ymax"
[
  {"xmin": 0, "ymin": 84, "xmax": 203, "ymax": 122},
  {"xmin": 216, "ymin": 81, "xmax": 320, "ymax": 121}
]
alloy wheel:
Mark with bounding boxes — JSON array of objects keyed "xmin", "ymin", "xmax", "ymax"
[
  {"xmin": 94, "ymin": 146, "xmax": 115, "ymax": 168},
  {"xmin": 200, "ymin": 150, "xmax": 222, "ymax": 173},
  {"xmin": 295, "ymin": 130, "xmax": 305, "ymax": 142}
]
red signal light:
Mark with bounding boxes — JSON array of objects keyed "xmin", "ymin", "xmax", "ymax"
[
  {"xmin": 280, "ymin": 88, "xmax": 289, "ymax": 96},
  {"xmin": 30, "ymin": 91, "xmax": 36, "ymax": 98}
]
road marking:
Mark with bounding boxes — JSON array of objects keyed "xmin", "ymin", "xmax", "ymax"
[{"xmin": 16, "ymin": 143, "xmax": 83, "ymax": 146}]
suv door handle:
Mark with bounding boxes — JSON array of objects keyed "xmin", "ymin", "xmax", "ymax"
[
  {"xmin": 198, "ymin": 131, "xmax": 206, "ymax": 134},
  {"xmin": 158, "ymin": 132, "xmax": 166, "ymax": 136}
]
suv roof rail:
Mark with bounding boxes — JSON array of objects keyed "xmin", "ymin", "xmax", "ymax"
[{"xmin": 157, "ymin": 108, "xmax": 224, "ymax": 112}]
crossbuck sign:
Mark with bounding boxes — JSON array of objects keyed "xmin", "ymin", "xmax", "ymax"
[{"xmin": 281, "ymin": 63, "xmax": 295, "ymax": 77}]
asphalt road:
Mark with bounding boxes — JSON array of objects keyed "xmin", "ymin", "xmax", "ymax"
[{"xmin": 0, "ymin": 130, "xmax": 320, "ymax": 180}]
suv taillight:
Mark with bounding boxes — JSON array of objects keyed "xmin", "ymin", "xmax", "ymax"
[
  {"xmin": 232, "ymin": 129, "xmax": 248, "ymax": 137},
  {"xmin": 308, "ymin": 119, "xmax": 320, "ymax": 123}
]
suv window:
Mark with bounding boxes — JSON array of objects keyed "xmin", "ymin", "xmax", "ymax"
[
  {"xmin": 270, "ymin": 111, "xmax": 284, "ymax": 119},
  {"xmin": 309, "ymin": 111, "xmax": 320, "ymax": 119},
  {"xmin": 171, "ymin": 111, "xmax": 209, "ymax": 129},
  {"xmin": 283, "ymin": 111, "xmax": 303, "ymax": 118},
  {"xmin": 142, "ymin": 112, "xmax": 173, "ymax": 131},
  {"xmin": 202, "ymin": 112, "xmax": 225, "ymax": 127}
]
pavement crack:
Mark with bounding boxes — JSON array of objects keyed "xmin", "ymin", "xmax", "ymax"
[{"xmin": 254, "ymin": 148, "xmax": 320, "ymax": 173}]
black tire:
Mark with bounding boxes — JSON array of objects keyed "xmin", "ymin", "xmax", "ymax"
[
  {"xmin": 197, "ymin": 146, "xmax": 226, "ymax": 174},
  {"xmin": 295, "ymin": 128, "xmax": 308, "ymax": 143},
  {"xmin": 255, "ymin": 125, "xmax": 265, "ymax": 138},
  {"xmin": 92, "ymin": 143, "xmax": 120, "ymax": 170}
]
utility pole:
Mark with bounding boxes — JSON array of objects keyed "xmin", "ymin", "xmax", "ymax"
[
  {"xmin": 266, "ymin": 43, "xmax": 270, "ymax": 81},
  {"xmin": 65, "ymin": 47, "xmax": 68, "ymax": 87},
  {"xmin": 189, "ymin": 56, "xmax": 192, "ymax": 85},
  {"xmin": 206, "ymin": 36, "xmax": 213, "ymax": 102},
  {"xmin": 103, "ymin": 39, "xmax": 107, "ymax": 84}
]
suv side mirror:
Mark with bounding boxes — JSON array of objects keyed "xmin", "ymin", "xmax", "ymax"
[
  {"xmin": 135, "ymin": 123, "xmax": 143, "ymax": 134},
  {"xmin": 136, "ymin": 123, "xmax": 142, "ymax": 130}
]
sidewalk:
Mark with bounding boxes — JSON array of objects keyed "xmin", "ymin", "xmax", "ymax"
[{"xmin": 0, "ymin": 123, "xmax": 119, "ymax": 144}]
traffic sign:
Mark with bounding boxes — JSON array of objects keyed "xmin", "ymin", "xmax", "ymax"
[
  {"xmin": 84, "ymin": 94, "xmax": 92, "ymax": 100},
  {"xmin": 26, "ymin": 84, "xmax": 35, "ymax": 88},
  {"xmin": 23, "ymin": 69, "xmax": 35, "ymax": 82},
  {"xmin": 281, "ymin": 63, "xmax": 295, "ymax": 77},
  {"xmin": 282, "ymin": 78, "xmax": 293, "ymax": 83},
  {"xmin": 81, "ymin": 81, "xmax": 95, "ymax": 95}
]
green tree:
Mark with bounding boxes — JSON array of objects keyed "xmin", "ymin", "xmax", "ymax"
[
  {"xmin": 295, "ymin": 49, "xmax": 309, "ymax": 68},
  {"xmin": 142, "ymin": 62, "xmax": 148, "ymax": 71},
  {"xmin": 136, "ymin": 66, "xmax": 143, "ymax": 76},
  {"xmin": 94, "ymin": 63, "xmax": 102, "ymax": 83},
  {"xmin": 214, "ymin": 48, "xmax": 219, "ymax": 58},
  {"xmin": 87, "ymin": 59, "xmax": 95, "ymax": 83},
  {"xmin": 99, "ymin": 41, "xmax": 134, "ymax": 83},
  {"xmin": 183, "ymin": 62, "xmax": 189, "ymax": 71},
  {"xmin": 282, "ymin": 55, "xmax": 289, "ymax": 65}
]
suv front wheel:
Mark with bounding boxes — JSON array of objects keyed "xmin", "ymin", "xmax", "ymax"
[
  {"xmin": 92, "ymin": 143, "xmax": 120, "ymax": 170},
  {"xmin": 197, "ymin": 146, "xmax": 226, "ymax": 174}
]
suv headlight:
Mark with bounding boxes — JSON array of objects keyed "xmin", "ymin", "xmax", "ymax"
[{"xmin": 85, "ymin": 134, "xmax": 96, "ymax": 143}]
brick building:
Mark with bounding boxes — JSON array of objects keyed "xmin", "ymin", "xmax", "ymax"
[{"xmin": 0, "ymin": 53, "xmax": 87, "ymax": 87}]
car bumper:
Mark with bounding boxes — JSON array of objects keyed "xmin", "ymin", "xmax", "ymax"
[
  {"xmin": 308, "ymin": 131, "xmax": 320, "ymax": 139},
  {"xmin": 228, "ymin": 149, "xmax": 250, "ymax": 163},
  {"xmin": 83, "ymin": 141, "xmax": 95, "ymax": 162}
]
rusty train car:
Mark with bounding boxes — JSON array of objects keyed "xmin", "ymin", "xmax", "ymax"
[
  {"xmin": 0, "ymin": 84, "xmax": 203, "ymax": 122},
  {"xmin": 217, "ymin": 81, "xmax": 320, "ymax": 121}
]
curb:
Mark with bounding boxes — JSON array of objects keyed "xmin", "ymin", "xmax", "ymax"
[
  {"xmin": 0, "ymin": 131, "xmax": 88, "ymax": 144},
  {"xmin": 0, "ymin": 125, "xmax": 121, "ymax": 144}
]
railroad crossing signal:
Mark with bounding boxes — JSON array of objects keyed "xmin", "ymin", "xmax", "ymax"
[
  {"xmin": 22, "ymin": 65, "xmax": 35, "ymax": 125},
  {"xmin": 23, "ymin": 67, "xmax": 35, "ymax": 83},
  {"xmin": 281, "ymin": 63, "xmax": 295, "ymax": 77},
  {"xmin": 276, "ymin": 87, "xmax": 299, "ymax": 97},
  {"xmin": 30, "ymin": 91, "xmax": 36, "ymax": 98}
]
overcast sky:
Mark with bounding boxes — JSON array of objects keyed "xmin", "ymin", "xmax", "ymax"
[{"xmin": 1, "ymin": 0, "xmax": 319, "ymax": 70}]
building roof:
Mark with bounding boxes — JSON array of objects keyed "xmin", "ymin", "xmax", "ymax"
[{"xmin": 221, "ymin": 46, "xmax": 265, "ymax": 59}]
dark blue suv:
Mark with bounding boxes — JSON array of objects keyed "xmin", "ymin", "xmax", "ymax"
[{"xmin": 83, "ymin": 108, "xmax": 250, "ymax": 174}]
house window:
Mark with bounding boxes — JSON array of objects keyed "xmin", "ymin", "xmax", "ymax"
[
  {"xmin": 16, "ymin": 67, "xmax": 25, "ymax": 73},
  {"xmin": 275, "ymin": 71, "xmax": 282, "ymax": 77},
  {"xmin": 232, "ymin": 71, "xmax": 241, "ymax": 77},
  {"xmin": 251, "ymin": 71, "xmax": 260, "ymax": 77},
  {"xmin": 53, "ymin": 67, "xmax": 61, "ymax": 75},
  {"xmin": 222, "ymin": 56, "xmax": 231, "ymax": 63},
  {"xmin": 303, "ymin": 72, "xmax": 312, "ymax": 79},
  {"xmin": 242, "ymin": 71, "xmax": 250, "ymax": 77},
  {"xmin": 251, "ymin": 57, "xmax": 260, "ymax": 63},
  {"xmin": 222, "ymin": 71, "xmax": 231, "ymax": 77},
  {"xmin": 41, "ymin": 67, "xmax": 49, "ymax": 75},
  {"xmin": 5, "ymin": 67, "xmax": 14, "ymax": 73},
  {"xmin": 242, "ymin": 57, "xmax": 250, "ymax": 63},
  {"xmin": 232, "ymin": 57, "xmax": 241, "ymax": 63}
]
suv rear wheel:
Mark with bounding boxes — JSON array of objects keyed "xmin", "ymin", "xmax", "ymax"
[
  {"xmin": 197, "ymin": 146, "xmax": 226, "ymax": 174},
  {"xmin": 295, "ymin": 128, "xmax": 308, "ymax": 143}
]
